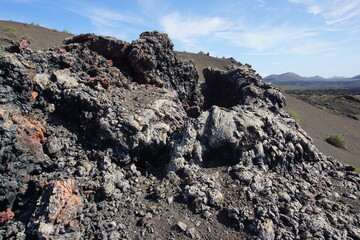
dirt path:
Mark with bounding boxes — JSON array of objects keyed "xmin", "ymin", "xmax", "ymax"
[{"xmin": 285, "ymin": 93, "xmax": 360, "ymax": 168}]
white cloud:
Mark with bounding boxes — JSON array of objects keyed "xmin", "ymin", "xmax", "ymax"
[
  {"xmin": 159, "ymin": 13, "xmax": 229, "ymax": 47},
  {"xmin": 70, "ymin": 6, "xmax": 143, "ymax": 28},
  {"xmin": 308, "ymin": 5, "xmax": 323, "ymax": 15},
  {"xmin": 159, "ymin": 12, "xmax": 334, "ymax": 55},
  {"xmin": 288, "ymin": 0, "xmax": 360, "ymax": 25},
  {"xmin": 289, "ymin": 40, "xmax": 341, "ymax": 55},
  {"xmin": 218, "ymin": 25, "xmax": 318, "ymax": 52},
  {"xmin": 326, "ymin": 8, "xmax": 360, "ymax": 24}
]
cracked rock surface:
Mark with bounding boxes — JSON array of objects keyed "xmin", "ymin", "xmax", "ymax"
[{"xmin": 0, "ymin": 31, "xmax": 359, "ymax": 239}]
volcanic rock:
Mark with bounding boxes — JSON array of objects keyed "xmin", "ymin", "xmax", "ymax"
[{"xmin": 0, "ymin": 31, "xmax": 359, "ymax": 240}]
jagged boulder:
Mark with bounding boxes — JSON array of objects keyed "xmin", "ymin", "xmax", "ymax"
[
  {"xmin": 64, "ymin": 32, "xmax": 201, "ymax": 109},
  {"xmin": 202, "ymin": 67, "xmax": 285, "ymax": 111}
]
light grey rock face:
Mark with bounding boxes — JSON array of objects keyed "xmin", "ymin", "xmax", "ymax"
[
  {"xmin": 169, "ymin": 103, "xmax": 322, "ymax": 171},
  {"xmin": 0, "ymin": 32, "xmax": 359, "ymax": 240}
]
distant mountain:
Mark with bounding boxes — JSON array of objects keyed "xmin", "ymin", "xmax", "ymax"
[
  {"xmin": 328, "ymin": 76, "xmax": 347, "ymax": 80},
  {"xmin": 308, "ymin": 75, "xmax": 326, "ymax": 81},
  {"xmin": 264, "ymin": 72, "xmax": 360, "ymax": 89},
  {"xmin": 264, "ymin": 72, "xmax": 308, "ymax": 83}
]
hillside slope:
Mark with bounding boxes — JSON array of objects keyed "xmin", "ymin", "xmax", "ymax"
[
  {"xmin": 0, "ymin": 20, "xmax": 72, "ymax": 50},
  {"xmin": 285, "ymin": 93, "xmax": 360, "ymax": 168}
]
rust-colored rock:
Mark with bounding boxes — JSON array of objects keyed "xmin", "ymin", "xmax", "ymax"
[
  {"xmin": 0, "ymin": 208, "xmax": 15, "ymax": 225},
  {"xmin": 11, "ymin": 114, "xmax": 46, "ymax": 145},
  {"xmin": 18, "ymin": 38, "xmax": 30, "ymax": 50},
  {"xmin": 46, "ymin": 179, "xmax": 83, "ymax": 224},
  {"xmin": 30, "ymin": 91, "xmax": 38, "ymax": 101},
  {"xmin": 57, "ymin": 48, "xmax": 66, "ymax": 54}
]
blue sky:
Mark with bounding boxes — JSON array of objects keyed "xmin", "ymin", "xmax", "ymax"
[{"xmin": 1, "ymin": 0, "xmax": 359, "ymax": 77}]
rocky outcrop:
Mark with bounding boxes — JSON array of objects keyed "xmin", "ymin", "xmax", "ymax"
[
  {"xmin": 64, "ymin": 32, "xmax": 201, "ymax": 110},
  {"xmin": 0, "ymin": 31, "xmax": 359, "ymax": 240},
  {"xmin": 202, "ymin": 67, "xmax": 285, "ymax": 111}
]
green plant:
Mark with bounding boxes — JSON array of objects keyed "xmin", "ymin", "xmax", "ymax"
[
  {"xmin": 3, "ymin": 26, "xmax": 18, "ymax": 37},
  {"xmin": 62, "ymin": 30, "xmax": 70, "ymax": 34},
  {"xmin": 21, "ymin": 33, "xmax": 34, "ymax": 42},
  {"xmin": 316, "ymin": 105, "xmax": 327, "ymax": 111},
  {"xmin": 337, "ymin": 96, "xmax": 347, "ymax": 102},
  {"xmin": 52, "ymin": 28, "xmax": 59, "ymax": 32},
  {"xmin": 287, "ymin": 110, "xmax": 301, "ymax": 124},
  {"xmin": 355, "ymin": 168, "xmax": 360, "ymax": 174},
  {"xmin": 274, "ymin": 85, "xmax": 285, "ymax": 92},
  {"xmin": 198, "ymin": 51, "xmax": 206, "ymax": 55},
  {"xmin": 325, "ymin": 135, "xmax": 346, "ymax": 149}
]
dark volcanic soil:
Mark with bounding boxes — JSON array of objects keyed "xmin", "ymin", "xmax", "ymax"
[
  {"xmin": 287, "ymin": 89, "xmax": 360, "ymax": 121},
  {"xmin": 285, "ymin": 93, "xmax": 360, "ymax": 169}
]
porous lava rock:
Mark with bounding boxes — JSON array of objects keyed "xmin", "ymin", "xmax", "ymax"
[
  {"xmin": 0, "ymin": 31, "xmax": 359, "ymax": 240},
  {"xmin": 202, "ymin": 67, "xmax": 285, "ymax": 111},
  {"xmin": 64, "ymin": 32, "xmax": 201, "ymax": 109}
]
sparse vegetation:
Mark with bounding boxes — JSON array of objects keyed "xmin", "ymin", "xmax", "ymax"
[
  {"xmin": 289, "ymin": 90, "xmax": 360, "ymax": 120},
  {"xmin": 52, "ymin": 28, "xmax": 59, "ymax": 32},
  {"xmin": 2, "ymin": 26, "xmax": 34, "ymax": 42},
  {"xmin": 287, "ymin": 110, "xmax": 301, "ymax": 124},
  {"xmin": 2, "ymin": 26, "xmax": 18, "ymax": 37},
  {"xmin": 316, "ymin": 104, "xmax": 327, "ymax": 111},
  {"xmin": 62, "ymin": 30, "xmax": 70, "ymax": 34},
  {"xmin": 355, "ymin": 168, "xmax": 360, "ymax": 174},
  {"xmin": 274, "ymin": 85, "xmax": 285, "ymax": 92},
  {"xmin": 198, "ymin": 51, "xmax": 206, "ymax": 55},
  {"xmin": 325, "ymin": 135, "xmax": 346, "ymax": 149},
  {"xmin": 348, "ymin": 114, "xmax": 359, "ymax": 120},
  {"xmin": 21, "ymin": 33, "xmax": 34, "ymax": 42}
]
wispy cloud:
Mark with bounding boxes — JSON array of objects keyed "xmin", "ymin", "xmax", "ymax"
[
  {"xmin": 158, "ymin": 11, "xmax": 339, "ymax": 55},
  {"xmin": 69, "ymin": 5, "xmax": 143, "ymax": 29},
  {"xmin": 289, "ymin": 40, "xmax": 342, "ymax": 55},
  {"xmin": 66, "ymin": 4, "xmax": 145, "ymax": 39},
  {"xmin": 288, "ymin": 0, "xmax": 360, "ymax": 25},
  {"xmin": 159, "ymin": 13, "xmax": 230, "ymax": 47},
  {"xmin": 217, "ymin": 25, "xmax": 319, "ymax": 52}
]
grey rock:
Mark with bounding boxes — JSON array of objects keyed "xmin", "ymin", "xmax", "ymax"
[{"xmin": 176, "ymin": 221, "xmax": 187, "ymax": 232}]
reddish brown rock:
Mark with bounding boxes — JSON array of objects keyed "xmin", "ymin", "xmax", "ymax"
[
  {"xmin": 18, "ymin": 39, "xmax": 30, "ymax": 50},
  {"xmin": 0, "ymin": 208, "xmax": 15, "ymax": 225},
  {"xmin": 46, "ymin": 179, "xmax": 83, "ymax": 224}
]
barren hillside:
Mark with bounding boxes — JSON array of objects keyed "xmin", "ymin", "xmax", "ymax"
[{"xmin": 0, "ymin": 20, "xmax": 72, "ymax": 50}]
